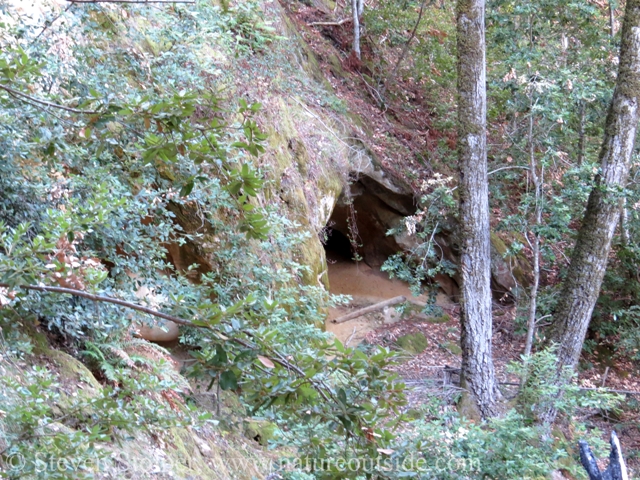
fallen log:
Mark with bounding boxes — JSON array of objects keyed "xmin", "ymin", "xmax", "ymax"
[
  {"xmin": 579, "ymin": 431, "xmax": 628, "ymax": 480},
  {"xmin": 307, "ymin": 18, "xmax": 351, "ymax": 27},
  {"xmin": 331, "ymin": 296, "xmax": 406, "ymax": 324}
]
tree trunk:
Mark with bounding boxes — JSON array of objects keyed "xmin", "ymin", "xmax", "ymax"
[
  {"xmin": 456, "ymin": 0, "xmax": 501, "ymax": 418},
  {"xmin": 524, "ymin": 100, "xmax": 543, "ymax": 358},
  {"xmin": 578, "ymin": 100, "xmax": 586, "ymax": 166},
  {"xmin": 352, "ymin": 0, "xmax": 361, "ymax": 59},
  {"xmin": 619, "ymin": 197, "xmax": 630, "ymax": 245},
  {"xmin": 609, "ymin": 0, "xmax": 616, "ymax": 38},
  {"xmin": 541, "ymin": 0, "xmax": 640, "ymax": 425}
]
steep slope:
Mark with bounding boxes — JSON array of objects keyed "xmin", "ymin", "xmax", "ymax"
[{"xmin": 0, "ymin": 0, "xmax": 412, "ymax": 477}]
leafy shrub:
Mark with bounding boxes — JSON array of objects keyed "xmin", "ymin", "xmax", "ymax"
[
  {"xmin": 0, "ymin": 3, "xmax": 408, "ymax": 475},
  {"xmin": 510, "ymin": 346, "xmax": 623, "ymax": 424},
  {"xmin": 0, "ymin": 361, "xmax": 203, "ymax": 479},
  {"xmin": 382, "ymin": 173, "xmax": 457, "ymax": 303},
  {"xmin": 217, "ymin": 1, "xmax": 284, "ymax": 54}
]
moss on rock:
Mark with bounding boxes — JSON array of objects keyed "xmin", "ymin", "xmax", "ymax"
[
  {"xmin": 243, "ymin": 419, "xmax": 277, "ymax": 447},
  {"xmin": 490, "ymin": 232, "xmax": 532, "ymax": 293},
  {"xmin": 396, "ymin": 332, "xmax": 428, "ymax": 354},
  {"xmin": 441, "ymin": 341, "xmax": 462, "ymax": 356},
  {"xmin": 427, "ymin": 313, "xmax": 451, "ymax": 324},
  {"xmin": 47, "ymin": 349, "xmax": 102, "ymax": 393}
]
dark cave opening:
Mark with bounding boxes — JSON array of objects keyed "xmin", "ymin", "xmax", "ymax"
[
  {"xmin": 321, "ymin": 177, "xmax": 414, "ymax": 269},
  {"xmin": 323, "ymin": 227, "xmax": 354, "ymax": 263},
  {"xmin": 320, "ymin": 176, "xmax": 461, "ymax": 300}
]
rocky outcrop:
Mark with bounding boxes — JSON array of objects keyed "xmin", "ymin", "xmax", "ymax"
[
  {"xmin": 136, "ymin": 321, "xmax": 180, "ymax": 343},
  {"xmin": 156, "ymin": 0, "xmax": 532, "ymax": 314},
  {"xmin": 327, "ymin": 159, "xmax": 417, "ymax": 267},
  {"xmin": 489, "ymin": 232, "xmax": 532, "ymax": 298}
]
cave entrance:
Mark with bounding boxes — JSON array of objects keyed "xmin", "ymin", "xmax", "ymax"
[
  {"xmin": 320, "ymin": 171, "xmax": 426, "ymax": 301},
  {"xmin": 321, "ymin": 171, "xmax": 459, "ymax": 302},
  {"xmin": 321, "ymin": 177, "xmax": 441, "ymax": 311},
  {"xmin": 321, "ymin": 171, "xmax": 458, "ymax": 346},
  {"xmin": 323, "ymin": 173, "xmax": 416, "ymax": 270},
  {"xmin": 324, "ymin": 227, "xmax": 354, "ymax": 263}
]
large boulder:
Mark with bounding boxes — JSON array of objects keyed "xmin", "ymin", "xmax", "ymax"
[
  {"xmin": 489, "ymin": 232, "xmax": 532, "ymax": 299},
  {"xmin": 135, "ymin": 321, "xmax": 180, "ymax": 343}
]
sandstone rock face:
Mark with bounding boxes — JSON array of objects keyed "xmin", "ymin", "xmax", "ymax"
[
  {"xmin": 136, "ymin": 321, "xmax": 180, "ymax": 343},
  {"xmin": 419, "ymin": 225, "xmax": 531, "ymax": 302},
  {"xmin": 327, "ymin": 161, "xmax": 417, "ymax": 268},
  {"xmin": 154, "ymin": 0, "xmax": 531, "ymax": 312},
  {"xmin": 358, "ymin": 169, "xmax": 416, "ymax": 216},
  {"xmin": 489, "ymin": 232, "xmax": 532, "ymax": 300}
]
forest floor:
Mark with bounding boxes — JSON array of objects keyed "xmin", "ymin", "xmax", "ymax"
[
  {"xmin": 286, "ymin": 2, "xmax": 455, "ymax": 190},
  {"xmin": 284, "ymin": 0, "xmax": 640, "ymax": 470},
  {"xmin": 325, "ymin": 256, "xmax": 640, "ymax": 473}
]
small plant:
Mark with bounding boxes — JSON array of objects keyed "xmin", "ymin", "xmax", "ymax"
[
  {"xmin": 218, "ymin": 1, "xmax": 284, "ymax": 54},
  {"xmin": 509, "ymin": 346, "xmax": 623, "ymax": 424},
  {"xmin": 0, "ymin": 360, "xmax": 202, "ymax": 479},
  {"xmin": 382, "ymin": 174, "xmax": 457, "ymax": 299}
]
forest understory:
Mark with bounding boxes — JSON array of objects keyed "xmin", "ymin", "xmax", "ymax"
[{"xmin": 2, "ymin": 0, "xmax": 640, "ymax": 478}]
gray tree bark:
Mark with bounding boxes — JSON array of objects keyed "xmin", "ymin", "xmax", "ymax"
[
  {"xmin": 456, "ymin": 0, "xmax": 501, "ymax": 418},
  {"xmin": 541, "ymin": 0, "xmax": 640, "ymax": 425},
  {"xmin": 524, "ymin": 99, "xmax": 543, "ymax": 358},
  {"xmin": 578, "ymin": 100, "xmax": 586, "ymax": 166},
  {"xmin": 352, "ymin": 0, "xmax": 363, "ymax": 59}
]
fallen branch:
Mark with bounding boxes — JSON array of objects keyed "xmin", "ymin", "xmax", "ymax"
[
  {"xmin": 487, "ymin": 165, "xmax": 531, "ymax": 176},
  {"xmin": 579, "ymin": 431, "xmax": 629, "ymax": 480},
  {"xmin": 407, "ymin": 373, "xmax": 640, "ymax": 397},
  {"xmin": 307, "ymin": 19, "xmax": 351, "ymax": 27},
  {"xmin": 0, "ymin": 84, "xmax": 100, "ymax": 115},
  {"xmin": 331, "ymin": 296, "xmax": 406, "ymax": 324}
]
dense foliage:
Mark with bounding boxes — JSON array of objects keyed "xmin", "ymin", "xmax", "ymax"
[
  {"xmin": 0, "ymin": 1, "xmax": 407, "ymax": 477},
  {"xmin": 0, "ymin": 0, "xmax": 637, "ymax": 478}
]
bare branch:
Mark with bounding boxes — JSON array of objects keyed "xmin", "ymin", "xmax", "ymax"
[
  {"xmin": 0, "ymin": 84, "xmax": 100, "ymax": 115},
  {"xmin": 0, "ymin": 282, "xmax": 334, "ymax": 402},
  {"xmin": 0, "ymin": 283, "xmax": 196, "ymax": 327},
  {"xmin": 488, "ymin": 165, "xmax": 530, "ymax": 176},
  {"xmin": 580, "ymin": 431, "xmax": 629, "ymax": 480},
  {"xmin": 385, "ymin": 0, "xmax": 430, "ymax": 89},
  {"xmin": 32, "ymin": 3, "xmax": 75, "ymax": 45}
]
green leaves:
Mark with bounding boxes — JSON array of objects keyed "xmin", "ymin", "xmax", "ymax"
[
  {"xmin": 0, "ymin": 46, "xmax": 43, "ymax": 83},
  {"xmin": 0, "ymin": 362, "xmax": 191, "ymax": 480},
  {"xmin": 0, "ymin": 222, "xmax": 53, "ymax": 288},
  {"xmin": 219, "ymin": 370, "xmax": 238, "ymax": 390},
  {"xmin": 217, "ymin": 1, "xmax": 283, "ymax": 54},
  {"xmin": 227, "ymin": 163, "xmax": 263, "ymax": 196},
  {"xmin": 0, "ymin": 1, "xmax": 410, "ymax": 475}
]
